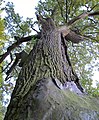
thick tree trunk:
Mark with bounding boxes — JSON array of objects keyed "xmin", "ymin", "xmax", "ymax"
[
  {"xmin": 4, "ymin": 17, "xmax": 99, "ymax": 120},
  {"xmin": 4, "ymin": 77, "xmax": 99, "ymax": 120}
]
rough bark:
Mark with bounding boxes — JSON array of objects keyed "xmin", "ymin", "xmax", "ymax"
[
  {"xmin": 4, "ymin": 78, "xmax": 99, "ymax": 120},
  {"xmin": 4, "ymin": 17, "xmax": 99, "ymax": 120}
]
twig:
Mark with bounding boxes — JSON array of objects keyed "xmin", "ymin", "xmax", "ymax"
[{"xmin": 89, "ymin": 3, "xmax": 99, "ymax": 12}]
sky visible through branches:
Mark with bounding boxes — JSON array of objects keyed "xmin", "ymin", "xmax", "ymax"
[{"xmin": 2, "ymin": 0, "xmax": 99, "ymax": 87}]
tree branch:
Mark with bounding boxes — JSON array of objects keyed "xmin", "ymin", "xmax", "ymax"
[
  {"xmin": 59, "ymin": 11, "xmax": 99, "ymax": 42},
  {"xmin": 5, "ymin": 54, "xmax": 19, "ymax": 81},
  {"xmin": 0, "ymin": 35, "xmax": 39, "ymax": 63},
  {"xmin": 89, "ymin": 3, "xmax": 99, "ymax": 12},
  {"xmin": 5, "ymin": 51, "xmax": 28, "ymax": 81},
  {"xmin": 2, "ymin": 53, "xmax": 13, "ymax": 73},
  {"xmin": 65, "ymin": 31, "xmax": 84, "ymax": 43},
  {"xmin": 67, "ymin": 11, "xmax": 99, "ymax": 26}
]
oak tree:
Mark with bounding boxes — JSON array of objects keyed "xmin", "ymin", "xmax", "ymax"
[{"xmin": 2, "ymin": 0, "xmax": 99, "ymax": 119}]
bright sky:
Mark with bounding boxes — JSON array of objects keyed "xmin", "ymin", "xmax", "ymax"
[{"xmin": 5, "ymin": 0, "xmax": 39, "ymax": 18}]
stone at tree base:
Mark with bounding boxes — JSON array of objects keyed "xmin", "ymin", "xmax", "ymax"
[{"xmin": 19, "ymin": 77, "xmax": 99, "ymax": 120}]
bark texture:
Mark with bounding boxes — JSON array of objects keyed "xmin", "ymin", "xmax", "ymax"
[
  {"xmin": 4, "ymin": 78, "xmax": 99, "ymax": 120},
  {"xmin": 4, "ymin": 17, "xmax": 98, "ymax": 120}
]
